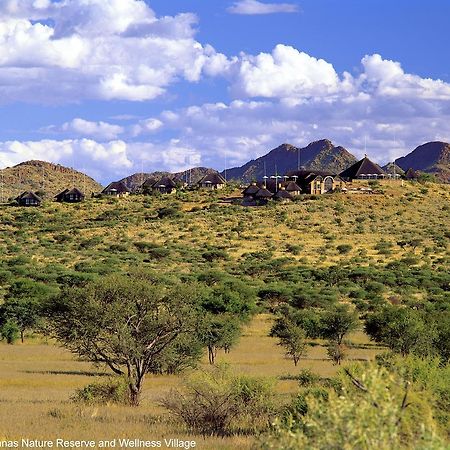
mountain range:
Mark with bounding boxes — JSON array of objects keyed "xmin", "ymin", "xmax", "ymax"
[
  {"xmin": 222, "ymin": 140, "xmax": 357, "ymax": 182},
  {"xmin": 396, "ymin": 141, "xmax": 450, "ymax": 182}
]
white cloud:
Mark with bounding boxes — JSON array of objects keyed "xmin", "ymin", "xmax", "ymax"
[
  {"xmin": 0, "ymin": 0, "xmax": 226, "ymax": 103},
  {"xmin": 227, "ymin": 0, "xmax": 299, "ymax": 15},
  {"xmin": 60, "ymin": 118, "xmax": 124, "ymax": 140},
  {"xmin": 230, "ymin": 44, "xmax": 349, "ymax": 99},
  {"xmin": 130, "ymin": 118, "xmax": 164, "ymax": 137},
  {"xmin": 0, "ymin": 139, "xmax": 133, "ymax": 181}
]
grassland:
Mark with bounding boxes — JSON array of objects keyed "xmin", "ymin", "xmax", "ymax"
[
  {"xmin": 0, "ymin": 315, "xmax": 383, "ymax": 449},
  {"xmin": 0, "ymin": 179, "xmax": 448, "ymax": 449}
]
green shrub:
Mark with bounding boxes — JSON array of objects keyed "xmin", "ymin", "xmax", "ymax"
[
  {"xmin": 0, "ymin": 319, "xmax": 20, "ymax": 344},
  {"xmin": 336, "ymin": 244, "xmax": 352, "ymax": 254},
  {"xmin": 72, "ymin": 377, "xmax": 129, "ymax": 405}
]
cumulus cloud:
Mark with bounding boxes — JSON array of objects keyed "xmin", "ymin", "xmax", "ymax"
[
  {"xmin": 59, "ymin": 118, "xmax": 124, "ymax": 140},
  {"xmin": 230, "ymin": 44, "xmax": 351, "ymax": 99},
  {"xmin": 0, "ymin": 139, "xmax": 133, "ymax": 181},
  {"xmin": 227, "ymin": 0, "xmax": 299, "ymax": 15},
  {"xmin": 0, "ymin": 0, "xmax": 227, "ymax": 103}
]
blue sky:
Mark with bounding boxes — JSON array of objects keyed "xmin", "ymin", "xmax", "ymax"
[{"xmin": 0, "ymin": 0, "xmax": 449, "ymax": 183}]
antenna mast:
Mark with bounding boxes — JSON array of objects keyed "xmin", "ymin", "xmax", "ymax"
[{"xmin": 224, "ymin": 152, "xmax": 227, "ymax": 182}]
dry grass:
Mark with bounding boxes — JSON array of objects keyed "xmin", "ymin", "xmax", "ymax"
[{"xmin": 0, "ymin": 314, "xmax": 383, "ymax": 448}]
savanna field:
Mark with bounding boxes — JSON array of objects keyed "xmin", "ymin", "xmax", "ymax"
[{"xmin": 0, "ymin": 180, "xmax": 449, "ymax": 449}]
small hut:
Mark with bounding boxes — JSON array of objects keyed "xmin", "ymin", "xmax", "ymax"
[
  {"xmin": 198, "ymin": 172, "xmax": 227, "ymax": 190},
  {"xmin": 274, "ymin": 188, "xmax": 293, "ymax": 203},
  {"xmin": 152, "ymin": 176, "xmax": 177, "ymax": 194},
  {"xmin": 242, "ymin": 182, "xmax": 260, "ymax": 200},
  {"xmin": 102, "ymin": 181, "xmax": 130, "ymax": 197},
  {"xmin": 255, "ymin": 187, "xmax": 273, "ymax": 205},
  {"xmin": 284, "ymin": 181, "xmax": 302, "ymax": 196},
  {"xmin": 55, "ymin": 188, "xmax": 85, "ymax": 203},
  {"xmin": 140, "ymin": 177, "xmax": 158, "ymax": 194},
  {"xmin": 16, "ymin": 191, "xmax": 42, "ymax": 207}
]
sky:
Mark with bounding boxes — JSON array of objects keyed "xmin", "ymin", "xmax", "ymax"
[{"xmin": 0, "ymin": 0, "xmax": 449, "ymax": 183}]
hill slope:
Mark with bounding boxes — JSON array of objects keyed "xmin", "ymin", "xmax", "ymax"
[
  {"xmin": 0, "ymin": 160, "xmax": 102, "ymax": 201},
  {"xmin": 396, "ymin": 141, "xmax": 450, "ymax": 182},
  {"xmin": 223, "ymin": 140, "xmax": 357, "ymax": 182}
]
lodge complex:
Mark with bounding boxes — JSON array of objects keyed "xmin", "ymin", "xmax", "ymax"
[{"xmin": 9, "ymin": 155, "xmax": 418, "ymax": 207}]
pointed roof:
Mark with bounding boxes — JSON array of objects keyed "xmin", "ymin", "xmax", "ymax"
[
  {"xmin": 339, "ymin": 156, "xmax": 385, "ymax": 179},
  {"xmin": 141, "ymin": 177, "xmax": 158, "ymax": 188},
  {"xmin": 255, "ymin": 188, "xmax": 273, "ymax": 198},
  {"xmin": 242, "ymin": 183, "xmax": 260, "ymax": 195},
  {"xmin": 55, "ymin": 188, "xmax": 69, "ymax": 199},
  {"xmin": 284, "ymin": 181, "xmax": 301, "ymax": 192},
  {"xmin": 154, "ymin": 176, "xmax": 177, "ymax": 188},
  {"xmin": 102, "ymin": 181, "xmax": 130, "ymax": 194},
  {"xmin": 16, "ymin": 191, "xmax": 42, "ymax": 202},
  {"xmin": 198, "ymin": 172, "xmax": 226, "ymax": 185},
  {"xmin": 274, "ymin": 189, "xmax": 293, "ymax": 200},
  {"xmin": 55, "ymin": 187, "xmax": 85, "ymax": 200},
  {"xmin": 65, "ymin": 187, "xmax": 84, "ymax": 196}
]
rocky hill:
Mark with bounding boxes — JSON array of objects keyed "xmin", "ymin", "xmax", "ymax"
[
  {"xmin": 396, "ymin": 141, "xmax": 450, "ymax": 182},
  {"xmin": 0, "ymin": 160, "xmax": 102, "ymax": 201},
  {"xmin": 223, "ymin": 140, "xmax": 357, "ymax": 182},
  {"xmin": 120, "ymin": 167, "xmax": 216, "ymax": 191}
]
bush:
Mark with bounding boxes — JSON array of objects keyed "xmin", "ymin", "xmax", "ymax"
[
  {"xmin": 296, "ymin": 369, "xmax": 321, "ymax": 387},
  {"xmin": 336, "ymin": 244, "xmax": 352, "ymax": 254},
  {"xmin": 261, "ymin": 364, "xmax": 444, "ymax": 450},
  {"xmin": 161, "ymin": 364, "xmax": 275, "ymax": 437},
  {"xmin": 72, "ymin": 377, "xmax": 129, "ymax": 405},
  {"xmin": 0, "ymin": 319, "xmax": 20, "ymax": 344}
]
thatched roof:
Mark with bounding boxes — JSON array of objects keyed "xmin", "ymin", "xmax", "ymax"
[
  {"xmin": 242, "ymin": 183, "xmax": 260, "ymax": 195},
  {"xmin": 16, "ymin": 191, "xmax": 42, "ymax": 202},
  {"xmin": 55, "ymin": 188, "xmax": 85, "ymax": 200},
  {"xmin": 154, "ymin": 176, "xmax": 177, "ymax": 189},
  {"xmin": 274, "ymin": 189, "xmax": 293, "ymax": 200},
  {"xmin": 102, "ymin": 181, "xmax": 130, "ymax": 194},
  {"xmin": 339, "ymin": 157, "xmax": 385, "ymax": 180},
  {"xmin": 284, "ymin": 181, "xmax": 301, "ymax": 192},
  {"xmin": 198, "ymin": 172, "xmax": 226, "ymax": 185},
  {"xmin": 255, "ymin": 188, "xmax": 273, "ymax": 198},
  {"xmin": 141, "ymin": 177, "xmax": 158, "ymax": 188}
]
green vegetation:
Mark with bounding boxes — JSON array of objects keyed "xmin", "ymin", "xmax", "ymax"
[{"xmin": 0, "ymin": 180, "xmax": 448, "ymax": 448}]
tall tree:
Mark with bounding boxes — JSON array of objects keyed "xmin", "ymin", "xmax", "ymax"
[{"xmin": 46, "ymin": 273, "xmax": 203, "ymax": 406}]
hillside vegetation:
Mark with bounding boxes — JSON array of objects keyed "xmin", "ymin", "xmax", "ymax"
[
  {"xmin": 0, "ymin": 160, "xmax": 102, "ymax": 200},
  {"xmin": 0, "ymin": 180, "xmax": 448, "ymax": 448}
]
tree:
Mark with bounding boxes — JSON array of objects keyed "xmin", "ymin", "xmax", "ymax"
[
  {"xmin": 365, "ymin": 307, "xmax": 436, "ymax": 356},
  {"xmin": 319, "ymin": 304, "xmax": 359, "ymax": 345},
  {"xmin": 326, "ymin": 341, "xmax": 347, "ymax": 365},
  {"xmin": 0, "ymin": 319, "xmax": 20, "ymax": 344},
  {"xmin": 200, "ymin": 314, "xmax": 241, "ymax": 364},
  {"xmin": 0, "ymin": 278, "xmax": 57, "ymax": 342},
  {"xmin": 46, "ymin": 273, "xmax": 203, "ymax": 406},
  {"xmin": 270, "ymin": 316, "xmax": 308, "ymax": 366}
]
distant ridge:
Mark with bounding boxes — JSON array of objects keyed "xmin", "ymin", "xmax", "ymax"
[
  {"xmin": 0, "ymin": 160, "xmax": 102, "ymax": 201},
  {"xmin": 396, "ymin": 141, "xmax": 450, "ymax": 182},
  {"xmin": 120, "ymin": 167, "xmax": 217, "ymax": 191},
  {"xmin": 223, "ymin": 140, "xmax": 357, "ymax": 182}
]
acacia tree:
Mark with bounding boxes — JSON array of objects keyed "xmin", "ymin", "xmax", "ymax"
[
  {"xmin": 47, "ymin": 273, "xmax": 203, "ymax": 406},
  {"xmin": 319, "ymin": 304, "xmax": 359, "ymax": 345},
  {"xmin": 270, "ymin": 314, "xmax": 309, "ymax": 366}
]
